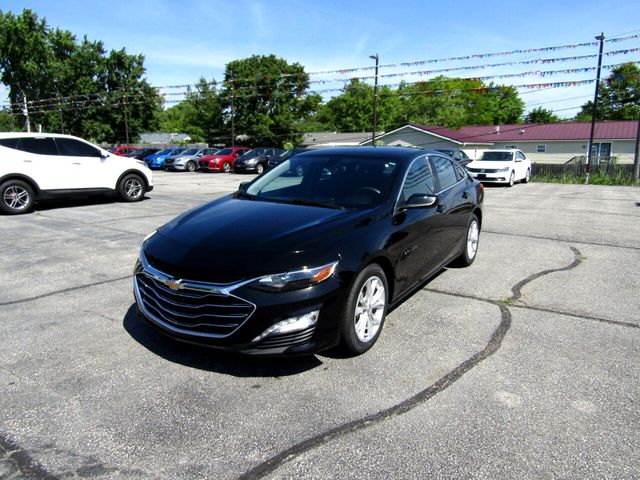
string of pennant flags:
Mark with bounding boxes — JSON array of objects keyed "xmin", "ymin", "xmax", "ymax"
[
  {"xmin": 14, "ymin": 72, "xmax": 640, "ymax": 116},
  {"xmin": 2, "ymin": 33, "xmax": 639, "ymax": 114},
  {"xmin": 10, "ymin": 59, "xmax": 640, "ymax": 113}
]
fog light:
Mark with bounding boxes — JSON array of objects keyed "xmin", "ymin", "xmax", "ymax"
[{"xmin": 252, "ymin": 310, "xmax": 319, "ymax": 343}]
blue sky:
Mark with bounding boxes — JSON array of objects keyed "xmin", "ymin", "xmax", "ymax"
[{"xmin": 2, "ymin": 0, "xmax": 640, "ymax": 120}]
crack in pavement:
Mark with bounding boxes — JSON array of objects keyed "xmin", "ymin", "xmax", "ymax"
[
  {"xmin": 237, "ymin": 247, "xmax": 584, "ymax": 480},
  {"xmin": 484, "ymin": 230, "xmax": 640, "ymax": 251},
  {"xmin": 0, "ymin": 276, "xmax": 130, "ymax": 307},
  {"xmin": 0, "ymin": 432, "xmax": 60, "ymax": 480}
]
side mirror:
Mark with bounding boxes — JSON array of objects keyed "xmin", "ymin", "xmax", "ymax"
[
  {"xmin": 238, "ymin": 181, "xmax": 250, "ymax": 192},
  {"xmin": 400, "ymin": 193, "xmax": 437, "ymax": 209}
]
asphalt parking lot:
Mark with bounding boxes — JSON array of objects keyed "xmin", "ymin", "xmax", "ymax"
[{"xmin": 1, "ymin": 171, "xmax": 639, "ymax": 479}]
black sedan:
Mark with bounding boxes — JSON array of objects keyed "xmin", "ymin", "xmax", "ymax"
[{"xmin": 133, "ymin": 147, "xmax": 483, "ymax": 356}]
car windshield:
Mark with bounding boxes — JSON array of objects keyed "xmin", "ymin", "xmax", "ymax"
[
  {"xmin": 180, "ymin": 148, "xmax": 199, "ymax": 156},
  {"xmin": 480, "ymin": 151, "xmax": 514, "ymax": 161},
  {"xmin": 243, "ymin": 154, "xmax": 399, "ymax": 210},
  {"xmin": 129, "ymin": 149, "xmax": 145, "ymax": 156},
  {"xmin": 237, "ymin": 149, "xmax": 261, "ymax": 160},
  {"xmin": 215, "ymin": 148, "xmax": 233, "ymax": 156}
]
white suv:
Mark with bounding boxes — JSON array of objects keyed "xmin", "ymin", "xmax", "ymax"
[
  {"xmin": 0, "ymin": 132, "xmax": 153, "ymax": 214},
  {"xmin": 466, "ymin": 149, "xmax": 531, "ymax": 187}
]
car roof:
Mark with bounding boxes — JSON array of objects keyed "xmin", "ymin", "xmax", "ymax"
[
  {"xmin": 298, "ymin": 146, "xmax": 428, "ymax": 164},
  {"xmin": 0, "ymin": 132, "xmax": 89, "ymax": 140}
]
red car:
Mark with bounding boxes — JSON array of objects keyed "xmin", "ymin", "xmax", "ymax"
[
  {"xmin": 109, "ymin": 146, "xmax": 138, "ymax": 156},
  {"xmin": 197, "ymin": 147, "xmax": 251, "ymax": 172}
]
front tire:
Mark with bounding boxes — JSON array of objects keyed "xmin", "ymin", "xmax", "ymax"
[
  {"xmin": 451, "ymin": 214, "xmax": 480, "ymax": 267},
  {"xmin": 0, "ymin": 180, "xmax": 35, "ymax": 214},
  {"xmin": 340, "ymin": 264, "xmax": 388, "ymax": 356},
  {"xmin": 508, "ymin": 171, "xmax": 515, "ymax": 187},
  {"xmin": 223, "ymin": 162, "xmax": 231, "ymax": 173},
  {"xmin": 118, "ymin": 174, "xmax": 145, "ymax": 202},
  {"xmin": 186, "ymin": 161, "xmax": 196, "ymax": 172},
  {"xmin": 256, "ymin": 163, "xmax": 265, "ymax": 174}
]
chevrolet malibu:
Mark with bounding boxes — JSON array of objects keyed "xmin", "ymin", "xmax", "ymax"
[{"xmin": 133, "ymin": 147, "xmax": 483, "ymax": 356}]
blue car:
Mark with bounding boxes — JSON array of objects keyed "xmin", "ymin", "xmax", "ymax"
[{"xmin": 144, "ymin": 148, "xmax": 186, "ymax": 169}]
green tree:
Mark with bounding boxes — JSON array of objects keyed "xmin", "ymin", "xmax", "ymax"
[
  {"xmin": 576, "ymin": 63, "xmax": 640, "ymax": 121},
  {"xmin": 0, "ymin": 8, "xmax": 162, "ymax": 142},
  {"xmin": 0, "ymin": 108, "xmax": 18, "ymax": 130},
  {"xmin": 220, "ymin": 54, "xmax": 318, "ymax": 147},
  {"xmin": 525, "ymin": 107, "xmax": 560, "ymax": 123},
  {"xmin": 318, "ymin": 79, "xmax": 402, "ymax": 133}
]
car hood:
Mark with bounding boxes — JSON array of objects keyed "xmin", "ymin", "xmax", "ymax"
[
  {"xmin": 143, "ymin": 196, "xmax": 374, "ymax": 282},
  {"xmin": 467, "ymin": 160, "xmax": 513, "ymax": 169},
  {"xmin": 201, "ymin": 155, "xmax": 233, "ymax": 162}
]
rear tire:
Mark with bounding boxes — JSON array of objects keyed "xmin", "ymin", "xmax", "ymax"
[
  {"xmin": 0, "ymin": 180, "xmax": 35, "ymax": 214},
  {"xmin": 340, "ymin": 264, "xmax": 388, "ymax": 356},
  {"xmin": 523, "ymin": 168, "xmax": 531, "ymax": 183},
  {"xmin": 118, "ymin": 174, "xmax": 145, "ymax": 202}
]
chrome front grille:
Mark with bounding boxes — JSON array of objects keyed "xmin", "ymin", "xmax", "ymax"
[
  {"xmin": 468, "ymin": 168, "xmax": 498, "ymax": 173},
  {"xmin": 135, "ymin": 272, "xmax": 255, "ymax": 337}
]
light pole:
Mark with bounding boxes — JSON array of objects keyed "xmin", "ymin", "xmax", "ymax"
[{"xmin": 369, "ymin": 53, "xmax": 379, "ymax": 146}]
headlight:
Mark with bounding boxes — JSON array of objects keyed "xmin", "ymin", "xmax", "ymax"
[
  {"xmin": 251, "ymin": 261, "xmax": 338, "ymax": 292},
  {"xmin": 245, "ymin": 158, "xmax": 258, "ymax": 164},
  {"xmin": 497, "ymin": 167, "xmax": 510, "ymax": 172}
]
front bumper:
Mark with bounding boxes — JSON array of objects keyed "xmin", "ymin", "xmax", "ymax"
[
  {"xmin": 468, "ymin": 171, "xmax": 510, "ymax": 183},
  {"xmin": 132, "ymin": 258, "xmax": 343, "ymax": 356}
]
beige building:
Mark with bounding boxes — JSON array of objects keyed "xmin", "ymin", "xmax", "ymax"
[{"xmin": 362, "ymin": 121, "xmax": 639, "ymax": 164}]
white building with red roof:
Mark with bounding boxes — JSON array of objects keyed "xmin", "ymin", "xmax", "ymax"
[{"xmin": 362, "ymin": 121, "xmax": 638, "ymax": 164}]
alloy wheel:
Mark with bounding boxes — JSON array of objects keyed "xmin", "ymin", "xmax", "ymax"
[
  {"xmin": 3, "ymin": 185, "xmax": 30, "ymax": 211},
  {"xmin": 353, "ymin": 276, "xmax": 386, "ymax": 342}
]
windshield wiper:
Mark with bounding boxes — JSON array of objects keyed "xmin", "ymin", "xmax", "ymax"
[{"xmin": 285, "ymin": 198, "xmax": 346, "ymax": 210}]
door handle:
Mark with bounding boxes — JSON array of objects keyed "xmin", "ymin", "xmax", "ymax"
[
  {"xmin": 72, "ymin": 162, "xmax": 81, "ymax": 165},
  {"xmin": 462, "ymin": 191, "xmax": 469, "ymax": 199}
]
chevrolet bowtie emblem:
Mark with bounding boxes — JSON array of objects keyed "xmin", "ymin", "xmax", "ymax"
[{"xmin": 164, "ymin": 279, "xmax": 184, "ymax": 291}]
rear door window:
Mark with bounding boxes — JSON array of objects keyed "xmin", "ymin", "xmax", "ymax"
[
  {"xmin": 17, "ymin": 137, "xmax": 59, "ymax": 155},
  {"xmin": 430, "ymin": 155, "xmax": 459, "ymax": 191}
]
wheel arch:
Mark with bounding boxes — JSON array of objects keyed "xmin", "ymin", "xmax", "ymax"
[
  {"xmin": 115, "ymin": 169, "xmax": 149, "ymax": 190},
  {"xmin": 0, "ymin": 174, "xmax": 41, "ymax": 195},
  {"xmin": 362, "ymin": 255, "xmax": 396, "ymax": 304}
]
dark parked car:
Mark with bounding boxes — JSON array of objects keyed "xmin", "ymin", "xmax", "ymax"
[
  {"xmin": 435, "ymin": 149, "xmax": 472, "ymax": 166},
  {"xmin": 134, "ymin": 147, "xmax": 483, "ymax": 356},
  {"xmin": 127, "ymin": 148, "xmax": 160, "ymax": 160},
  {"xmin": 233, "ymin": 148, "xmax": 285, "ymax": 174},
  {"xmin": 267, "ymin": 148, "xmax": 309, "ymax": 170}
]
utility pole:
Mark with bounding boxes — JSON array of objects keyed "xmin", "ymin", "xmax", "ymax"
[
  {"xmin": 230, "ymin": 74, "xmax": 235, "ymax": 147},
  {"xmin": 369, "ymin": 53, "xmax": 379, "ymax": 146},
  {"xmin": 586, "ymin": 32, "xmax": 605, "ymax": 184},
  {"xmin": 121, "ymin": 85, "xmax": 130, "ymax": 145},
  {"xmin": 57, "ymin": 92, "xmax": 65, "ymax": 134},
  {"xmin": 21, "ymin": 92, "xmax": 31, "ymax": 133},
  {"xmin": 634, "ymin": 111, "xmax": 640, "ymax": 181}
]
